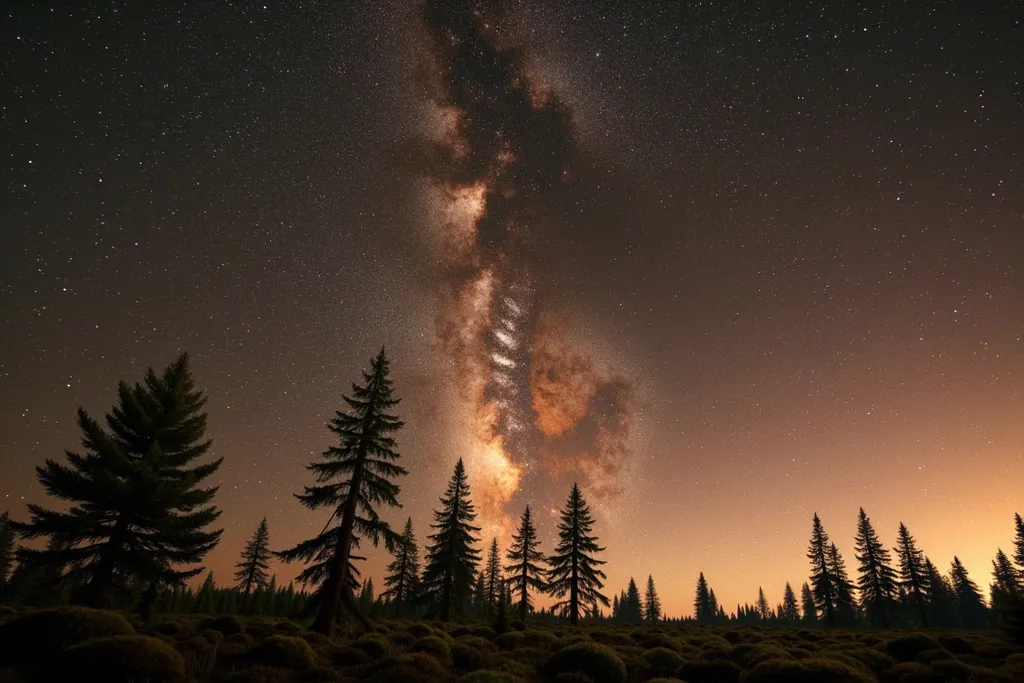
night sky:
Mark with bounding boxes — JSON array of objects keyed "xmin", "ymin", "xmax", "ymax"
[{"xmin": 2, "ymin": 2, "xmax": 1022, "ymax": 617}]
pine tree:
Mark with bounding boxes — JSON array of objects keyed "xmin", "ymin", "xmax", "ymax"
[
  {"xmin": 421, "ymin": 459, "xmax": 481, "ymax": 621},
  {"xmin": 473, "ymin": 572, "xmax": 487, "ymax": 616},
  {"xmin": 709, "ymin": 587, "xmax": 719, "ymax": 618},
  {"xmin": 504, "ymin": 505, "xmax": 545, "ymax": 622},
  {"xmin": 992, "ymin": 548, "xmax": 1020, "ymax": 598},
  {"xmin": 358, "ymin": 577, "xmax": 375, "ymax": 614},
  {"xmin": 193, "ymin": 572, "xmax": 216, "ymax": 613},
  {"xmin": 800, "ymin": 582, "xmax": 817, "ymax": 624},
  {"xmin": 950, "ymin": 556, "xmax": 987, "ymax": 628},
  {"xmin": 612, "ymin": 593, "xmax": 620, "ymax": 620},
  {"xmin": 382, "ymin": 517, "xmax": 419, "ymax": 617},
  {"xmin": 827, "ymin": 543, "xmax": 859, "ymax": 626},
  {"xmin": 621, "ymin": 578, "xmax": 643, "ymax": 623},
  {"xmin": 546, "ymin": 484, "xmax": 609, "ymax": 625},
  {"xmin": 755, "ymin": 587, "xmax": 771, "ymax": 621},
  {"xmin": 275, "ymin": 349, "xmax": 406, "ymax": 636},
  {"xmin": 895, "ymin": 522, "xmax": 930, "ymax": 628},
  {"xmin": 485, "ymin": 538, "xmax": 502, "ymax": 613},
  {"xmin": 694, "ymin": 573, "xmax": 714, "ymax": 624},
  {"xmin": 807, "ymin": 513, "xmax": 837, "ymax": 627},
  {"xmin": 644, "ymin": 575, "xmax": 662, "ymax": 622},
  {"xmin": 234, "ymin": 518, "xmax": 272, "ymax": 613},
  {"xmin": 781, "ymin": 582, "xmax": 801, "ymax": 622},
  {"xmin": 12, "ymin": 355, "xmax": 222, "ymax": 609},
  {"xmin": 0, "ymin": 511, "xmax": 13, "ymax": 593},
  {"xmin": 854, "ymin": 507, "xmax": 899, "ymax": 627},
  {"xmin": 922, "ymin": 558, "xmax": 956, "ymax": 627},
  {"xmin": 1013, "ymin": 513, "xmax": 1024, "ymax": 582}
]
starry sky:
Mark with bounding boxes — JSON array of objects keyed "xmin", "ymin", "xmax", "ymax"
[{"xmin": 2, "ymin": 1, "xmax": 1022, "ymax": 617}]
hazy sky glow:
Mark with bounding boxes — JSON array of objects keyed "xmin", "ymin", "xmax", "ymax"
[{"xmin": 1, "ymin": 2, "xmax": 1021, "ymax": 617}]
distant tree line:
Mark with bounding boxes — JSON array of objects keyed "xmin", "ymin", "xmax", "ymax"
[{"xmin": 0, "ymin": 350, "xmax": 1021, "ymax": 640}]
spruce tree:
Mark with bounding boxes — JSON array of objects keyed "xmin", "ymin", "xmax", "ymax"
[
  {"xmin": 12, "ymin": 354, "xmax": 222, "ymax": 608},
  {"xmin": 828, "ymin": 543, "xmax": 859, "ymax": 626},
  {"xmin": 193, "ymin": 572, "xmax": 216, "ymax": 613},
  {"xmin": 756, "ymin": 587, "xmax": 771, "ymax": 621},
  {"xmin": 276, "ymin": 349, "xmax": 406, "ymax": 636},
  {"xmin": 485, "ymin": 537, "xmax": 502, "ymax": 613},
  {"xmin": 922, "ymin": 557, "xmax": 956, "ymax": 627},
  {"xmin": 854, "ymin": 507, "xmax": 899, "ymax": 627},
  {"xmin": 0, "ymin": 511, "xmax": 12, "ymax": 593},
  {"xmin": 709, "ymin": 587, "xmax": 719, "ymax": 618},
  {"xmin": 694, "ymin": 573, "xmax": 714, "ymax": 624},
  {"xmin": 992, "ymin": 548, "xmax": 1020, "ymax": 598},
  {"xmin": 1013, "ymin": 513, "xmax": 1024, "ymax": 581},
  {"xmin": 382, "ymin": 517, "xmax": 419, "ymax": 617},
  {"xmin": 473, "ymin": 572, "xmax": 487, "ymax": 616},
  {"xmin": 622, "ymin": 578, "xmax": 643, "ymax": 622},
  {"xmin": 807, "ymin": 513, "xmax": 837, "ymax": 627},
  {"xmin": 504, "ymin": 505, "xmax": 545, "ymax": 622},
  {"xmin": 546, "ymin": 484, "xmax": 609, "ymax": 625},
  {"xmin": 644, "ymin": 575, "xmax": 662, "ymax": 622},
  {"xmin": 234, "ymin": 518, "xmax": 272, "ymax": 613},
  {"xmin": 950, "ymin": 556, "xmax": 987, "ymax": 628},
  {"xmin": 800, "ymin": 582, "xmax": 817, "ymax": 624},
  {"xmin": 781, "ymin": 582, "xmax": 801, "ymax": 622},
  {"xmin": 895, "ymin": 522, "xmax": 930, "ymax": 628},
  {"xmin": 421, "ymin": 458, "xmax": 481, "ymax": 621}
]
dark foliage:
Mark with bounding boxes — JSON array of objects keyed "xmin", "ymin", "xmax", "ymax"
[{"xmin": 547, "ymin": 484, "xmax": 609, "ymax": 625}]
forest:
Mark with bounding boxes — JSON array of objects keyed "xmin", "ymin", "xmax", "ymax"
[{"xmin": 0, "ymin": 351, "xmax": 1021, "ymax": 683}]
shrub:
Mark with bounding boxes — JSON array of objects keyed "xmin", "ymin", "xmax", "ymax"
[
  {"xmin": 407, "ymin": 622, "xmax": 433, "ymax": 638},
  {"xmin": 55, "ymin": 635, "xmax": 186, "ymax": 683},
  {"xmin": 677, "ymin": 658, "xmax": 744, "ymax": 683},
  {"xmin": 915, "ymin": 648, "xmax": 954, "ymax": 664},
  {"xmin": 590, "ymin": 629, "xmax": 636, "ymax": 648},
  {"xmin": 743, "ymin": 657, "xmax": 875, "ymax": 683},
  {"xmin": 452, "ymin": 635, "xmax": 499, "ymax": 670},
  {"xmin": 729, "ymin": 643, "xmax": 790, "ymax": 668},
  {"xmin": 883, "ymin": 661, "xmax": 931, "ymax": 683},
  {"xmin": 509, "ymin": 619, "xmax": 526, "ymax": 631},
  {"xmin": 274, "ymin": 620, "xmax": 303, "ymax": 634},
  {"xmin": 228, "ymin": 633, "xmax": 257, "ymax": 648},
  {"xmin": 212, "ymin": 614, "xmax": 246, "ymax": 636},
  {"xmin": 473, "ymin": 625, "xmax": 497, "ymax": 639},
  {"xmin": 331, "ymin": 645, "xmax": 372, "ymax": 667},
  {"xmin": 0, "ymin": 606, "xmax": 135, "ymax": 665},
  {"xmin": 354, "ymin": 632, "xmax": 392, "ymax": 659},
  {"xmin": 200, "ymin": 627, "xmax": 225, "ymax": 645},
  {"xmin": 883, "ymin": 634, "xmax": 944, "ymax": 662},
  {"xmin": 643, "ymin": 646, "xmax": 684, "ymax": 676},
  {"xmin": 151, "ymin": 620, "xmax": 183, "ymax": 636},
  {"xmin": 541, "ymin": 642, "xmax": 628, "ymax": 683},
  {"xmin": 1005, "ymin": 653, "xmax": 1024, "ymax": 676},
  {"xmin": 458, "ymin": 671, "xmax": 525, "ymax": 683},
  {"xmin": 928, "ymin": 658, "xmax": 973, "ymax": 680},
  {"xmin": 936, "ymin": 635, "xmax": 974, "ymax": 655},
  {"xmin": 370, "ymin": 652, "xmax": 449, "ymax": 683},
  {"xmin": 222, "ymin": 665, "xmax": 296, "ymax": 683},
  {"xmin": 248, "ymin": 635, "xmax": 319, "ymax": 670},
  {"xmin": 639, "ymin": 632, "xmax": 681, "ymax": 651},
  {"xmin": 409, "ymin": 634, "xmax": 453, "ymax": 663},
  {"xmin": 495, "ymin": 630, "xmax": 527, "ymax": 650},
  {"xmin": 522, "ymin": 628, "xmax": 560, "ymax": 648}
]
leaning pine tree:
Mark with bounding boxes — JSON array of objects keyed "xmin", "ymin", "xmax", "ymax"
[
  {"xmin": 235, "ymin": 517, "xmax": 272, "ymax": 613},
  {"xmin": 504, "ymin": 505, "xmax": 546, "ymax": 622},
  {"xmin": 854, "ymin": 507, "xmax": 899, "ymax": 627},
  {"xmin": 420, "ymin": 458, "xmax": 481, "ymax": 621},
  {"xmin": 381, "ymin": 517, "xmax": 420, "ymax": 617},
  {"xmin": 275, "ymin": 349, "xmax": 406, "ymax": 636},
  {"xmin": 547, "ymin": 483, "xmax": 609, "ymax": 626},
  {"xmin": 12, "ymin": 354, "xmax": 222, "ymax": 610}
]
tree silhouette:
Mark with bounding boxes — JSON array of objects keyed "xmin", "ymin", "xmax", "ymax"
[
  {"xmin": 922, "ymin": 557, "xmax": 956, "ymax": 627},
  {"xmin": 827, "ymin": 543, "xmax": 859, "ymax": 626},
  {"xmin": 807, "ymin": 513, "xmax": 837, "ymax": 627},
  {"xmin": 756, "ymin": 587, "xmax": 771, "ymax": 621},
  {"xmin": 0, "ymin": 512, "xmax": 12, "ymax": 593},
  {"xmin": 275, "ymin": 349, "xmax": 406, "ymax": 636},
  {"xmin": 547, "ymin": 484, "xmax": 609, "ymax": 625},
  {"xmin": 992, "ymin": 548, "xmax": 1020, "ymax": 598},
  {"xmin": 780, "ymin": 583, "xmax": 800, "ymax": 622},
  {"xmin": 694, "ymin": 573, "xmax": 714, "ymax": 624},
  {"xmin": 800, "ymin": 582, "xmax": 817, "ymax": 624},
  {"xmin": 421, "ymin": 458, "xmax": 481, "ymax": 621},
  {"xmin": 644, "ymin": 575, "xmax": 662, "ymax": 622},
  {"xmin": 853, "ymin": 507, "xmax": 899, "ymax": 627},
  {"xmin": 621, "ymin": 578, "xmax": 643, "ymax": 622},
  {"xmin": 13, "ymin": 354, "xmax": 222, "ymax": 609},
  {"xmin": 950, "ymin": 556, "xmax": 987, "ymax": 628},
  {"xmin": 382, "ymin": 517, "xmax": 419, "ymax": 617},
  {"xmin": 1013, "ymin": 513, "xmax": 1024, "ymax": 580},
  {"xmin": 234, "ymin": 517, "xmax": 272, "ymax": 613},
  {"xmin": 504, "ymin": 505, "xmax": 545, "ymax": 622},
  {"xmin": 895, "ymin": 522, "xmax": 930, "ymax": 628},
  {"xmin": 485, "ymin": 537, "xmax": 502, "ymax": 614}
]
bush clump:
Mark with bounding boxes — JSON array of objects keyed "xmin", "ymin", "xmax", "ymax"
[
  {"xmin": 332, "ymin": 645, "xmax": 372, "ymax": 667},
  {"xmin": 743, "ymin": 657, "xmax": 875, "ymax": 683},
  {"xmin": 0, "ymin": 606, "xmax": 135, "ymax": 665},
  {"xmin": 458, "ymin": 671, "xmax": 525, "ymax": 683},
  {"xmin": 409, "ymin": 634, "xmax": 453, "ymax": 663},
  {"xmin": 407, "ymin": 622, "xmax": 433, "ymax": 638},
  {"xmin": 678, "ymin": 658, "xmax": 744, "ymax": 683},
  {"xmin": 883, "ymin": 634, "xmax": 944, "ymax": 662},
  {"xmin": 643, "ymin": 646, "xmax": 685, "ymax": 676},
  {"xmin": 55, "ymin": 635, "xmax": 187, "ymax": 683},
  {"xmin": 223, "ymin": 665, "xmax": 296, "ymax": 683},
  {"xmin": 354, "ymin": 632, "xmax": 392, "ymax": 659},
  {"xmin": 495, "ymin": 630, "xmax": 527, "ymax": 650},
  {"xmin": 248, "ymin": 634, "xmax": 319, "ymax": 670},
  {"xmin": 541, "ymin": 642, "xmax": 628, "ymax": 683},
  {"xmin": 452, "ymin": 636, "xmax": 499, "ymax": 670},
  {"xmin": 370, "ymin": 652, "xmax": 449, "ymax": 683},
  {"xmin": 211, "ymin": 614, "xmax": 246, "ymax": 636}
]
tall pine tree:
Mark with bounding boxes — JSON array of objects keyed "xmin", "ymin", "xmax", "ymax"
[
  {"xmin": 755, "ymin": 587, "xmax": 771, "ymax": 621},
  {"xmin": 827, "ymin": 543, "xmax": 859, "ymax": 626},
  {"xmin": 504, "ymin": 505, "xmax": 545, "ymax": 622},
  {"xmin": 547, "ymin": 484, "xmax": 609, "ymax": 625},
  {"xmin": 781, "ymin": 582, "xmax": 801, "ymax": 622},
  {"xmin": 807, "ymin": 513, "xmax": 837, "ymax": 627},
  {"xmin": 382, "ymin": 517, "xmax": 419, "ymax": 617},
  {"xmin": 1013, "ymin": 513, "xmax": 1024, "ymax": 582},
  {"xmin": 276, "ymin": 349, "xmax": 406, "ymax": 636},
  {"xmin": 234, "ymin": 518, "xmax": 272, "ymax": 613},
  {"xmin": 644, "ymin": 575, "xmax": 662, "ymax": 622},
  {"xmin": 421, "ymin": 459, "xmax": 481, "ymax": 621},
  {"xmin": 13, "ymin": 354, "xmax": 222, "ymax": 609},
  {"xmin": 694, "ymin": 573, "xmax": 714, "ymax": 624},
  {"xmin": 950, "ymin": 556, "xmax": 987, "ymax": 628},
  {"xmin": 485, "ymin": 538, "xmax": 502, "ymax": 614},
  {"xmin": 854, "ymin": 507, "xmax": 899, "ymax": 627},
  {"xmin": 800, "ymin": 582, "xmax": 817, "ymax": 624},
  {"xmin": 621, "ymin": 578, "xmax": 643, "ymax": 623},
  {"xmin": 0, "ymin": 511, "xmax": 12, "ymax": 594},
  {"xmin": 895, "ymin": 522, "xmax": 930, "ymax": 628},
  {"xmin": 922, "ymin": 557, "xmax": 957, "ymax": 628}
]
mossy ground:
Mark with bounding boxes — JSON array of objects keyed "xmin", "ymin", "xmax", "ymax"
[{"xmin": 0, "ymin": 606, "xmax": 1020, "ymax": 682}]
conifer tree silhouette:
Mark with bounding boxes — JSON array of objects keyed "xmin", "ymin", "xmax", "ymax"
[
  {"xmin": 644, "ymin": 574, "xmax": 662, "ymax": 622},
  {"xmin": 13, "ymin": 354, "xmax": 222, "ymax": 609},
  {"xmin": 922, "ymin": 557, "xmax": 956, "ymax": 627},
  {"xmin": 800, "ymin": 582, "xmax": 817, "ymax": 624},
  {"xmin": 382, "ymin": 517, "xmax": 419, "ymax": 617},
  {"xmin": 1013, "ymin": 513, "xmax": 1024, "ymax": 581},
  {"xmin": 0, "ymin": 512, "xmax": 12, "ymax": 593},
  {"xmin": 807, "ymin": 513, "xmax": 837, "ymax": 627},
  {"xmin": 473, "ymin": 572, "xmax": 487, "ymax": 616},
  {"xmin": 275, "ymin": 349, "xmax": 406, "ymax": 636},
  {"xmin": 504, "ymin": 505, "xmax": 546, "ymax": 621},
  {"xmin": 485, "ymin": 537, "xmax": 502, "ymax": 613},
  {"xmin": 781, "ymin": 582, "xmax": 801, "ymax": 622},
  {"xmin": 992, "ymin": 548, "xmax": 1020, "ymax": 598},
  {"xmin": 234, "ymin": 517, "xmax": 272, "ymax": 613},
  {"xmin": 546, "ymin": 484, "xmax": 609, "ymax": 625},
  {"xmin": 755, "ymin": 587, "xmax": 771, "ymax": 621},
  {"xmin": 421, "ymin": 458, "xmax": 481, "ymax": 621},
  {"xmin": 854, "ymin": 507, "xmax": 899, "ymax": 627},
  {"xmin": 950, "ymin": 556, "xmax": 987, "ymax": 628},
  {"xmin": 827, "ymin": 542, "xmax": 859, "ymax": 625},
  {"xmin": 694, "ymin": 572, "xmax": 714, "ymax": 624},
  {"xmin": 895, "ymin": 522, "xmax": 931, "ymax": 628}
]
